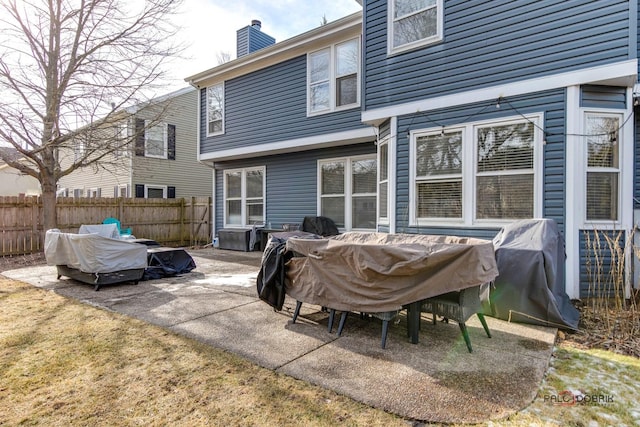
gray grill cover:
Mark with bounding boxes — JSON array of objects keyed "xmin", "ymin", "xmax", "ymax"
[
  {"xmin": 285, "ymin": 232, "xmax": 498, "ymax": 313},
  {"xmin": 492, "ymin": 219, "xmax": 580, "ymax": 330}
]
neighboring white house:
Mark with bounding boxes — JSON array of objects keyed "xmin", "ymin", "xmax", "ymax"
[{"xmin": 0, "ymin": 147, "xmax": 41, "ymax": 196}]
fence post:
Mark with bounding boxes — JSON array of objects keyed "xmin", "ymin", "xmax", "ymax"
[{"xmin": 190, "ymin": 197, "xmax": 195, "ymax": 246}]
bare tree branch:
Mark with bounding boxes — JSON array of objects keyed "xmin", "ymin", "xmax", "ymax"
[{"xmin": 0, "ymin": 0, "xmax": 184, "ymax": 229}]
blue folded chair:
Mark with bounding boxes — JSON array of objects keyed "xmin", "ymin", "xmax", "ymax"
[{"xmin": 103, "ymin": 217, "xmax": 132, "ymax": 236}]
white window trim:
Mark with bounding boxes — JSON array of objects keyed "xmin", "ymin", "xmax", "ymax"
[
  {"xmin": 578, "ymin": 107, "xmax": 632, "ymax": 229},
  {"xmin": 307, "ymin": 36, "xmax": 361, "ymax": 117},
  {"xmin": 145, "ymin": 184, "xmax": 167, "ymax": 198},
  {"xmin": 222, "ymin": 166, "xmax": 266, "ymax": 228},
  {"xmin": 387, "ymin": 0, "xmax": 444, "ymax": 56},
  {"xmin": 377, "ymin": 136, "xmax": 390, "ymax": 225},
  {"xmin": 206, "ymin": 83, "xmax": 225, "ymax": 137},
  {"xmin": 409, "ymin": 113, "xmax": 544, "ymax": 227},
  {"xmin": 144, "ymin": 121, "xmax": 168, "ymax": 159},
  {"xmin": 117, "ymin": 184, "xmax": 129, "ymax": 198},
  {"xmin": 317, "ymin": 154, "xmax": 377, "ymax": 231}
]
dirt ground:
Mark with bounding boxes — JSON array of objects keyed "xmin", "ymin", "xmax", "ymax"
[{"xmin": 2, "ymin": 252, "xmax": 638, "ymax": 359}]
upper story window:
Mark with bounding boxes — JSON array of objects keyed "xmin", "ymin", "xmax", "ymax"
[
  {"xmin": 389, "ymin": 0, "xmax": 443, "ymax": 54},
  {"xmin": 206, "ymin": 83, "xmax": 224, "ymax": 136},
  {"xmin": 145, "ymin": 122, "xmax": 167, "ymax": 158},
  {"xmin": 134, "ymin": 119, "xmax": 176, "ymax": 160},
  {"xmin": 308, "ymin": 37, "xmax": 360, "ymax": 115}
]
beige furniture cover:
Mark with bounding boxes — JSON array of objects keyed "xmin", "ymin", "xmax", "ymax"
[
  {"xmin": 285, "ymin": 232, "xmax": 499, "ymax": 313},
  {"xmin": 45, "ymin": 229, "xmax": 147, "ymax": 274}
]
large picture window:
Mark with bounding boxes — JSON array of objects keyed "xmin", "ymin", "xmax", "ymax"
[
  {"xmin": 585, "ymin": 113, "xmax": 621, "ymax": 221},
  {"xmin": 224, "ymin": 167, "xmax": 265, "ymax": 227},
  {"xmin": 389, "ymin": 0, "xmax": 443, "ymax": 54},
  {"xmin": 207, "ymin": 83, "xmax": 224, "ymax": 136},
  {"xmin": 319, "ymin": 156, "xmax": 376, "ymax": 230},
  {"xmin": 411, "ymin": 115, "xmax": 542, "ymax": 226},
  {"xmin": 308, "ymin": 38, "xmax": 360, "ymax": 115}
]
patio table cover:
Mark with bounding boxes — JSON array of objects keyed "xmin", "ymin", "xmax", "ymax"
[
  {"xmin": 45, "ymin": 229, "xmax": 147, "ymax": 274},
  {"xmin": 285, "ymin": 232, "xmax": 499, "ymax": 313}
]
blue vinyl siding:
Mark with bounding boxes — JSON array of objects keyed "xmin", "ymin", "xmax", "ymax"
[
  {"xmin": 200, "ymin": 55, "xmax": 368, "ymax": 155},
  {"xmin": 579, "ymin": 230, "xmax": 625, "ymax": 298},
  {"xmin": 236, "ymin": 25, "xmax": 275, "ymax": 58},
  {"xmin": 214, "ymin": 142, "xmax": 376, "ymax": 232},
  {"xmin": 581, "ymin": 85, "xmax": 627, "ymax": 109},
  {"xmin": 393, "ymin": 88, "xmax": 566, "ymax": 239},
  {"xmin": 364, "ymin": 0, "xmax": 631, "ymax": 110}
]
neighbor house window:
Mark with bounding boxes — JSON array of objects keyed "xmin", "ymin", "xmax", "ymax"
[
  {"xmin": 319, "ymin": 155, "xmax": 376, "ymax": 230},
  {"xmin": 87, "ymin": 188, "xmax": 101, "ymax": 198},
  {"xmin": 207, "ymin": 83, "xmax": 224, "ymax": 136},
  {"xmin": 114, "ymin": 184, "xmax": 129, "ymax": 198},
  {"xmin": 585, "ymin": 112, "xmax": 621, "ymax": 221},
  {"xmin": 134, "ymin": 119, "xmax": 176, "ymax": 160},
  {"xmin": 411, "ymin": 114, "xmax": 542, "ymax": 225},
  {"xmin": 146, "ymin": 185, "xmax": 166, "ymax": 198},
  {"xmin": 114, "ymin": 121, "xmax": 129, "ymax": 159},
  {"xmin": 389, "ymin": 0, "xmax": 443, "ymax": 54},
  {"xmin": 134, "ymin": 184, "xmax": 175, "ymax": 199},
  {"xmin": 308, "ymin": 37, "xmax": 360, "ymax": 115},
  {"xmin": 224, "ymin": 167, "xmax": 265, "ymax": 227},
  {"xmin": 145, "ymin": 122, "xmax": 166, "ymax": 158}
]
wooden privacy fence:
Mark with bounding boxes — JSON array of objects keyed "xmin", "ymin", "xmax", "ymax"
[{"xmin": 0, "ymin": 195, "xmax": 212, "ymax": 256}]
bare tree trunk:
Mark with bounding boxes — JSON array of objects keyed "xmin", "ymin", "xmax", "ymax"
[{"xmin": 41, "ymin": 178, "xmax": 57, "ymax": 231}]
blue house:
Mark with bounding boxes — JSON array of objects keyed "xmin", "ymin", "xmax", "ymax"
[{"xmin": 187, "ymin": 1, "xmax": 639, "ymax": 299}]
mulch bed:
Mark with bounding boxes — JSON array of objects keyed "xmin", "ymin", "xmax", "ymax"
[{"xmin": 558, "ymin": 299, "xmax": 640, "ymax": 358}]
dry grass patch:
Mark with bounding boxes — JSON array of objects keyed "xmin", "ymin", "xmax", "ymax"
[{"xmin": 0, "ymin": 278, "xmax": 405, "ymax": 426}]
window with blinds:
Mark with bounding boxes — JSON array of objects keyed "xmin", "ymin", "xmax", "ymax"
[
  {"xmin": 475, "ymin": 121, "xmax": 534, "ymax": 220},
  {"xmin": 415, "ymin": 130, "xmax": 463, "ymax": 218},
  {"xmin": 378, "ymin": 142, "xmax": 389, "ymax": 220},
  {"xmin": 585, "ymin": 113, "xmax": 620, "ymax": 221},
  {"xmin": 411, "ymin": 115, "xmax": 541, "ymax": 225}
]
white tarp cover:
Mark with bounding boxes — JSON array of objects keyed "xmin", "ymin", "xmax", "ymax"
[
  {"xmin": 285, "ymin": 232, "xmax": 499, "ymax": 312},
  {"xmin": 78, "ymin": 223, "xmax": 120, "ymax": 239},
  {"xmin": 45, "ymin": 229, "xmax": 147, "ymax": 273}
]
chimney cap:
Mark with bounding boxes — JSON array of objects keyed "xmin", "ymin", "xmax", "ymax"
[{"xmin": 251, "ymin": 19, "xmax": 261, "ymax": 29}]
